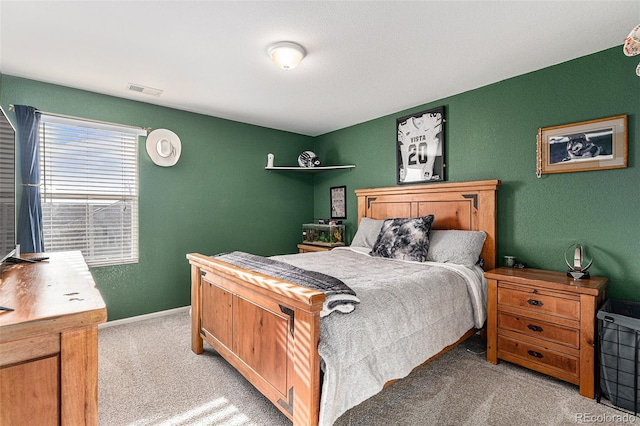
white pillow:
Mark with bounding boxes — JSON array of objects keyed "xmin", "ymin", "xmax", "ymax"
[
  {"xmin": 426, "ymin": 230, "xmax": 486, "ymax": 268},
  {"xmin": 350, "ymin": 217, "xmax": 384, "ymax": 248}
]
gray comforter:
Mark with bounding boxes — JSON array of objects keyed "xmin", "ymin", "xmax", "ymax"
[{"xmin": 272, "ymin": 247, "xmax": 486, "ymax": 425}]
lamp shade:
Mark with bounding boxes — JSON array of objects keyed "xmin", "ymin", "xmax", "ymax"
[{"xmin": 268, "ymin": 42, "xmax": 306, "ymax": 70}]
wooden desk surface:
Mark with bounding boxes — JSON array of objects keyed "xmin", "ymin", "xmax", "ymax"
[{"xmin": 0, "ymin": 251, "xmax": 107, "ymax": 342}]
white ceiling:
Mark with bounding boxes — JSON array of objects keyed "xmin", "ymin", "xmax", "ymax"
[{"xmin": 1, "ymin": 1, "xmax": 638, "ymax": 136}]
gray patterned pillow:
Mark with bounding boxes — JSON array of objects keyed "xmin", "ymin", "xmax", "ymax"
[{"xmin": 370, "ymin": 215, "xmax": 435, "ymax": 262}]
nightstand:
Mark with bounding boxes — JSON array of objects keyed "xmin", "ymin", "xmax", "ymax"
[
  {"xmin": 297, "ymin": 244, "xmax": 333, "ymax": 253},
  {"xmin": 485, "ymin": 267, "xmax": 608, "ymax": 398}
]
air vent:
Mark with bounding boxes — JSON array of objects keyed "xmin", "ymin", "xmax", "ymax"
[{"xmin": 126, "ymin": 83, "xmax": 163, "ymax": 96}]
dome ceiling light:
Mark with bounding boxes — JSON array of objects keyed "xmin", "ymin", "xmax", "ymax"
[{"xmin": 267, "ymin": 41, "xmax": 306, "ymax": 70}]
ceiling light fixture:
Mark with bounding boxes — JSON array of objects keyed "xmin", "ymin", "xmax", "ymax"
[
  {"xmin": 267, "ymin": 41, "xmax": 306, "ymax": 70},
  {"xmin": 623, "ymin": 23, "xmax": 640, "ymax": 77}
]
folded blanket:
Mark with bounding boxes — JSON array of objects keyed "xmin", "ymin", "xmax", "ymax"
[{"xmin": 212, "ymin": 251, "xmax": 359, "ymax": 317}]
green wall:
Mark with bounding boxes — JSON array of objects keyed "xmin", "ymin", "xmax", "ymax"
[
  {"xmin": 0, "ymin": 75, "xmax": 315, "ymax": 320},
  {"xmin": 1, "ymin": 45, "xmax": 638, "ymax": 320},
  {"xmin": 312, "ymin": 46, "xmax": 639, "ymax": 302}
]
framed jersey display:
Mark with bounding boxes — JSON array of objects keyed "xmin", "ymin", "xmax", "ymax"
[{"xmin": 396, "ymin": 106, "xmax": 445, "ymax": 184}]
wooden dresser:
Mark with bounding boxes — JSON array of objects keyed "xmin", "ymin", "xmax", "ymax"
[
  {"xmin": 0, "ymin": 251, "xmax": 107, "ymax": 425},
  {"xmin": 297, "ymin": 244, "xmax": 333, "ymax": 253},
  {"xmin": 485, "ymin": 267, "xmax": 608, "ymax": 398}
]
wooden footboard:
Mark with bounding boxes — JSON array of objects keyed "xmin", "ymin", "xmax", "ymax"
[{"xmin": 187, "ymin": 253, "xmax": 325, "ymax": 426}]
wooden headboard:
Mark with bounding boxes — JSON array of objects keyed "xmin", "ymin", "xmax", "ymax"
[{"xmin": 355, "ymin": 180, "xmax": 501, "ymax": 270}]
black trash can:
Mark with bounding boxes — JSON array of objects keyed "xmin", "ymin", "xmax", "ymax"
[{"xmin": 597, "ymin": 299, "xmax": 640, "ymax": 415}]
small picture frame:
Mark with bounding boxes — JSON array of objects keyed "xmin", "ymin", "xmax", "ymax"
[
  {"xmin": 537, "ymin": 115, "xmax": 627, "ymax": 176},
  {"xmin": 396, "ymin": 106, "xmax": 445, "ymax": 184},
  {"xmin": 330, "ymin": 186, "xmax": 346, "ymax": 219}
]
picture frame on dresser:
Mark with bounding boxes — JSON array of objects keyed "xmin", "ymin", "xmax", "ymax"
[
  {"xmin": 536, "ymin": 114, "xmax": 627, "ymax": 176},
  {"xmin": 396, "ymin": 106, "xmax": 445, "ymax": 184}
]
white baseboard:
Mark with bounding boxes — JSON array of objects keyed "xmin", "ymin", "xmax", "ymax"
[{"xmin": 99, "ymin": 305, "xmax": 190, "ymax": 329}]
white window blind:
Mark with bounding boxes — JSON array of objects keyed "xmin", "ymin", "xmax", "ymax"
[
  {"xmin": 39, "ymin": 114, "xmax": 143, "ymax": 267},
  {"xmin": 0, "ymin": 113, "xmax": 16, "ymax": 257}
]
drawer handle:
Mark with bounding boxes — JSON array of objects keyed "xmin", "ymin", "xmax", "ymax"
[
  {"xmin": 527, "ymin": 299, "xmax": 543, "ymax": 307},
  {"xmin": 527, "ymin": 324, "xmax": 544, "ymax": 332},
  {"xmin": 527, "ymin": 350, "xmax": 544, "ymax": 359}
]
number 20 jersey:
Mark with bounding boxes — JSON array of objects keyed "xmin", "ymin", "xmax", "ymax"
[{"xmin": 397, "ymin": 113, "xmax": 442, "ymax": 182}]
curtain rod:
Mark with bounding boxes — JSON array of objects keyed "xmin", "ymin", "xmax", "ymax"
[{"xmin": 8, "ymin": 104, "xmax": 151, "ymax": 134}]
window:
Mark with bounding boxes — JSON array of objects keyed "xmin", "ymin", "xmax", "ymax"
[{"xmin": 39, "ymin": 114, "xmax": 144, "ymax": 267}]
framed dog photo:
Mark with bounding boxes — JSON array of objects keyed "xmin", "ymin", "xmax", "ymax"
[
  {"xmin": 330, "ymin": 186, "xmax": 346, "ymax": 219},
  {"xmin": 396, "ymin": 106, "xmax": 445, "ymax": 184},
  {"xmin": 536, "ymin": 115, "xmax": 627, "ymax": 176}
]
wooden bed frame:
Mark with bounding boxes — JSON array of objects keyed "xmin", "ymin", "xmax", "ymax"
[{"xmin": 187, "ymin": 179, "xmax": 500, "ymax": 425}]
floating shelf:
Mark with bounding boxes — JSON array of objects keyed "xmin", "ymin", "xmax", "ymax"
[{"xmin": 265, "ymin": 165, "xmax": 355, "ymax": 172}]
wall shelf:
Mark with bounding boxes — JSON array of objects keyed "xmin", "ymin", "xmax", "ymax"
[{"xmin": 265, "ymin": 165, "xmax": 355, "ymax": 172}]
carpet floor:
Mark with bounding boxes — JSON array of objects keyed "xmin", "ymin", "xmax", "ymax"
[{"xmin": 98, "ymin": 310, "xmax": 634, "ymax": 425}]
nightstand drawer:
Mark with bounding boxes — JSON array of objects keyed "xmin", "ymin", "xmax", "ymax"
[
  {"xmin": 497, "ymin": 284, "xmax": 579, "ymax": 320},
  {"xmin": 497, "ymin": 312, "xmax": 579, "ymax": 348},
  {"xmin": 498, "ymin": 335, "xmax": 579, "ymax": 377}
]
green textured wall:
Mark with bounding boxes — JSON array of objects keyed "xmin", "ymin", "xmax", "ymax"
[
  {"xmin": 0, "ymin": 75, "xmax": 314, "ymax": 320},
  {"xmin": 312, "ymin": 46, "xmax": 640, "ymax": 302},
  {"xmin": 1, "ymin": 46, "xmax": 638, "ymax": 319}
]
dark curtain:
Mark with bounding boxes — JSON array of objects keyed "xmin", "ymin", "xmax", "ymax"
[{"xmin": 15, "ymin": 105, "xmax": 44, "ymax": 253}]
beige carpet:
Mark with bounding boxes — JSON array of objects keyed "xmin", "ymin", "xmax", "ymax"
[{"xmin": 98, "ymin": 310, "xmax": 633, "ymax": 425}]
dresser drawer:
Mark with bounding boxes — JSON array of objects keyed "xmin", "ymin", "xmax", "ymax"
[
  {"xmin": 498, "ymin": 335, "xmax": 579, "ymax": 377},
  {"xmin": 497, "ymin": 312, "xmax": 579, "ymax": 348},
  {"xmin": 497, "ymin": 284, "xmax": 579, "ymax": 320}
]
